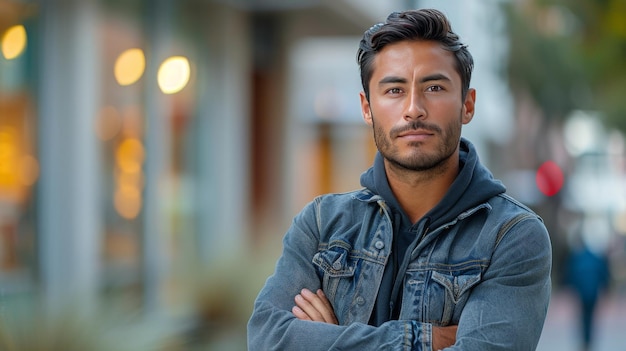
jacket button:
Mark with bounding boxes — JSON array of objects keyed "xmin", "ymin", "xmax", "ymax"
[
  {"xmin": 374, "ymin": 240, "xmax": 384, "ymax": 250},
  {"xmin": 332, "ymin": 261, "xmax": 342, "ymax": 270},
  {"xmin": 356, "ymin": 296, "xmax": 365, "ymax": 305}
]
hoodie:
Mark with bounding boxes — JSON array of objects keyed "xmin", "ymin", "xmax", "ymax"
[{"xmin": 360, "ymin": 138, "xmax": 506, "ymax": 325}]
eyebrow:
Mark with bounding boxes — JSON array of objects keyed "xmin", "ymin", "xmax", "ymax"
[
  {"xmin": 420, "ymin": 73, "xmax": 452, "ymax": 83},
  {"xmin": 378, "ymin": 73, "xmax": 451, "ymax": 86},
  {"xmin": 378, "ymin": 76, "xmax": 407, "ymax": 85}
]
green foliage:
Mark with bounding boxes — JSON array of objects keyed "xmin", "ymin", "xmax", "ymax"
[{"xmin": 503, "ymin": 0, "xmax": 626, "ymax": 131}]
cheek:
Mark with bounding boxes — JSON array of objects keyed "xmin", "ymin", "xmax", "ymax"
[
  {"xmin": 370, "ymin": 100, "xmax": 403, "ymax": 126},
  {"xmin": 377, "ymin": 98, "xmax": 404, "ymax": 113},
  {"xmin": 429, "ymin": 100, "xmax": 464, "ymax": 121}
]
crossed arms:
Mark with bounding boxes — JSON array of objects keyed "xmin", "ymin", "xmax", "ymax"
[
  {"xmin": 248, "ymin": 201, "xmax": 552, "ymax": 350},
  {"xmin": 292, "ymin": 288, "xmax": 457, "ymax": 350}
]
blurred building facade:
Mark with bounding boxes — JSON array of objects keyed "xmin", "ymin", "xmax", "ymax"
[
  {"xmin": 0, "ymin": 0, "xmax": 415, "ymax": 317},
  {"xmin": 0, "ymin": 0, "xmax": 546, "ymax": 312}
]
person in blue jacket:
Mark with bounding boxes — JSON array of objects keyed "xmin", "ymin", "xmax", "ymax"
[
  {"xmin": 566, "ymin": 228, "xmax": 611, "ymax": 351},
  {"xmin": 248, "ymin": 8, "xmax": 552, "ymax": 350}
]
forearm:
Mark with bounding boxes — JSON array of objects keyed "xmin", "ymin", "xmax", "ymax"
[{"xmin": 248, "ymin": 303, "xmax": 420, "ymax": 351}]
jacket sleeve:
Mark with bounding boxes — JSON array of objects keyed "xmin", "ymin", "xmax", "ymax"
[
  {"xmin": 448, "ymin": 215, "xmax": 552, "ymax": 351},
  {"xmin": 247, "ymin": 199, "xmax": 430, "ymax": 351}
]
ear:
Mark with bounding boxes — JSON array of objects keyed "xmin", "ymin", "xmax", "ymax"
[
  {"xmin": 360, "ymin": 91, "xmax": 373, "ymax": 126},
  {"xmin": 462, "ymin": 88, "xmax": 476, "ymax": 124}
]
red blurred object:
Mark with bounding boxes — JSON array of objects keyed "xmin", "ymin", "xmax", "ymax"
[{"xmin": 536, "ymin": 161, "xmax": 564, "ymax": 197}]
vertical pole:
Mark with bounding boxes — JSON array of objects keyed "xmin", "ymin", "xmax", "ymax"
[
  {"xmin": 37, "ymin": 0, "xmax": 102, "ymax": 311},
  {"xmin": 141, "ymin": 0, "xmax": 173, "ymax": 315}
]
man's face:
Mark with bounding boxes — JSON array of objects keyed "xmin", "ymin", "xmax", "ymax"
[{"xmin": 360, "ymin": 40, "xmax": 476, "ymax": 172}]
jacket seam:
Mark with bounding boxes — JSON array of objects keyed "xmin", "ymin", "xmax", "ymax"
[{"xmin": 495, "ymin": 213, "xmax": 537, "ymax": 249}]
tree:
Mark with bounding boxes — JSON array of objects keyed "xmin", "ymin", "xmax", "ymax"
[{"xmin": 503, "ymin": 0, "xmax": 626, "ymax": 132}]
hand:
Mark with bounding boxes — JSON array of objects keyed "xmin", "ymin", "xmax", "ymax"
[
  {"xmin": 292, "ymin": 288, "xmax": 338, "ymax": 325},
  {"xmin": 432, "ymin": 325, "xmax": 457, "ymax": 350}
]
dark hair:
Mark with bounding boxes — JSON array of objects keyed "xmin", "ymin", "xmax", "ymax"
[{"xmin": 357, "ymin": 9, "xmax": 473, "ymax": 101}]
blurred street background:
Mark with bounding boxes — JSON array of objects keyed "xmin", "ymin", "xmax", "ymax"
[{"xmin": 0, "ymin": 0, "xmax": 625, "ymax": 350}]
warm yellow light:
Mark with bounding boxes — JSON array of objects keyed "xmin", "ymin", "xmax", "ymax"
[
  {"xmin": 157, "ymin": 56, "xmax": 190, "ymax": 94},
  {"xmin": 114, "ymin": 48, "xmax": 145, "ymax": 86},
  {"xmin": 0, "ymin": 128, "xmax": 18, "ymax": 185},
  {"xmin": 116, "ymin": 168, "xmax": 144, "ymax": 190},
  {"xmin": 1, "ymin": 25, "xmax": 27, "ymax": 60},
  {"xmin": 114, "ymin": 185, "xmax": 142, "ymax": 219},
  {"xmin": 115, "ymin": 138, "xmax": 145, "ymax": 173}
]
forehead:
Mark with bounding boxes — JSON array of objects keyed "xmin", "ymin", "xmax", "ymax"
[{"xmin": 371, "ymin": 40, "xmax": 460, "ymax": 82}]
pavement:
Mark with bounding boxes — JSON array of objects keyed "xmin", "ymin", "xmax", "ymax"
[{"xmin": 536, "ymin": 290, "xmax": 626, "ymax": 351}]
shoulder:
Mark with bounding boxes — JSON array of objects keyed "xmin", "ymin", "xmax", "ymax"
[
  {"xmin": 488, "ymin": 194, "xmax": 551, "ymax": 251},
  {"xmin": 303, "ymin": 189, "xmax": 383, "ymax": 241},
  {"xmin": 311, "ymin": 188, "xmax": 380, "ymax": 209},
  {"xmin": 487, "ymin": 193, "xmax": 544, "ymax": 226},
  {"xmin": 295, "ymin": 188, "xmax": 378, "ymax": 223}
]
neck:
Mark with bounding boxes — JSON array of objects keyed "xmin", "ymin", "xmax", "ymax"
[{"xmin": 384, "ymin": 153, "xmax": 459, "ymax": 224}]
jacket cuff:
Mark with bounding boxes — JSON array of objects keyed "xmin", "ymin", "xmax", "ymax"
[{"xmin": 411, "ymin": 321, "xmax": 432, "ymax": 351}]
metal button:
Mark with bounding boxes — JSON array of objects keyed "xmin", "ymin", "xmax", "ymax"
[
  {"xmin": 332, "ymin": 261, "xmax": 342, "ymax": 270},
  {"xmin": 374, "ymin": 240, "xmax": 384, "ymax": 250}
]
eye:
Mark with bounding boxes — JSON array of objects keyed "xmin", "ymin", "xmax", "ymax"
[
  {"xmin": 387, "ymin": 87, "xmax": 403, "ymax": 95},
  {"xmin": 426, "ymin": 85, "xmax": 444, "ymax": 92}
]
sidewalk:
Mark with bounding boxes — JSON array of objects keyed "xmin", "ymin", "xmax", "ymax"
[{"xmin": 537, "ymin": 290, "xmax": 626, "ymax": 351}]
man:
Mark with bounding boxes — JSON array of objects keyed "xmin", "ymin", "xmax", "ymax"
[{"xmin": 248, "ymin": 9, "xmax": 551, "ymax": 350}]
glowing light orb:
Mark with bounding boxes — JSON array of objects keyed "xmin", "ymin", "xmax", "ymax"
[
  {"xmin": 1, "ymin": 24, "xmax": 27, "ymax": 60},
  {"xmin": 536, "ymin": 161, "xmax": 564, "ymax": 197},
  {"xmin": 114, "ymin": 48, "xmax": 146, "ymax": 86},
  {"xmin": 157, "ymin": 56, "xmax": 190, "ymax": 94}
]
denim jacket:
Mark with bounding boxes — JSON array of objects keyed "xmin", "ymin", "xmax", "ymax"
[{"xmin": 248, "ymin": 139, "xmax": 552, "ymax": 350}]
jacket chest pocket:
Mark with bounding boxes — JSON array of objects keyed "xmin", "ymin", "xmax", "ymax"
[
  {"xmin": 312, "ymin": 247, "xmax": 358, "ymax": 304},
  {"xmin": 426, "ymin": 270, "xmax": 482, "ymax": 326}
]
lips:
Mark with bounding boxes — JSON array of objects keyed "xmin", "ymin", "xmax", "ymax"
[
  {"xmin": 397, "ymin": 130, "xmax": 434, "ymax": 142},
  {"xmin": 396, "ymin": 128, "xmax": 436, "ymax": 141},
  {"xmin": 397, "ymin": 129, "xmax": 434, "ymax": 138}
]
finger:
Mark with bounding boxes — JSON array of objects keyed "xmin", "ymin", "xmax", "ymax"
[
  {"xmin": 301, "ymin": 289, "xmax": 337, "ymax": 324},
  {"xmin": 294, "ymin": 293, "xmax": 324, "ymax": 321},
  {"xmin": 316, "ymin": 290, "xmax": 338, "ymax": 324},
  {"xmin": 291, "ymin": 305, "xmax": 311, "ymax": 320}
]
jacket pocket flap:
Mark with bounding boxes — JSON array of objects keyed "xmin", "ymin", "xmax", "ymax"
[
  {"xmin": 313, "ymin": 247, "xmax": 356, "ymax": 278},
  {"xmin": 431, "ymin": 270, "xmax": 481, "ymax": 304}
]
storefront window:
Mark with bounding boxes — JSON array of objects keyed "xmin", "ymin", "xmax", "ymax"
[{"xmin": 0, "ymin": 0, "xmax": 38, "ymax": 292}]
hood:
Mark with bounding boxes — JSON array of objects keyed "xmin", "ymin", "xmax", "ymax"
[{"xmin": 360, "ymin": 138, "xmax": 506, "ymax": 228}]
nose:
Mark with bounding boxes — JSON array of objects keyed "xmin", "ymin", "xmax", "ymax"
[{"xmin": 404, "ymin": 90, "xmax": 426, "ymax": 121}]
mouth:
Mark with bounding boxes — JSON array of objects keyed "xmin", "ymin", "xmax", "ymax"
[{"xmin": 397, "ymin": 129, "xmax": 434, "ymax": 141}]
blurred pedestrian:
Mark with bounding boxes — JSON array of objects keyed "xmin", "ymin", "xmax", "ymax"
[
  {"xmin": 248, "ymin": 8, "xmax": 552, "ymax": 350},
  {"xmin": 566, "ymin": 231, "xmax": 611, "ymax": 351}
]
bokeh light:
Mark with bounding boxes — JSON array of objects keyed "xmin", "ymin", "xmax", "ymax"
[
  {"xmin": 114, "ymin": 48, "xmax": 145, "ymax": 86},
  {"xmin": 115, "ymin": 137, "xmax": 144, "ymax": 173},
  {"xmin": 114, "ymin": 184, "xmax": 142, "ymax": 219},
  {"xmin": 1, "ymin": 24, "xmax": 27, "ymax": 60},
  {"xmin": 157, "ymin": 56, "xmax": 190, "ymax": 94},
  {"xmin": 0, "ymin": 127, "xmax": 19, "ymax": 186},
  {"xmin": 536, "ymin": 160, "xmax": 564, "ymax": 197},
  {"xmin": 114, "ymin": 137, "xmax": 145, "ymax": 219}
]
